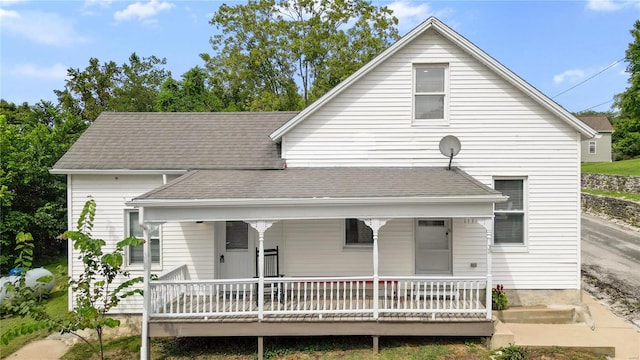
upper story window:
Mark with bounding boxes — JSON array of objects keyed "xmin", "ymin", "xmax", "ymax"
[
  {"xmin": 345, "ymin": 218, "xmax": 373, "ymax": 246},
  {"xmin": 414, "ymin": 64, "xmax": 448, "ymax": 125},
  {"xmin": 493, "ymin": 178, "xmax": 526, "ymax": 246},
  {"xmin": 588, "ymin": 141, "xmax": 596, "ymax": 154},
  {"xmin": 127, "ymin": 210, "xmax": 161, "ymax": 265}
]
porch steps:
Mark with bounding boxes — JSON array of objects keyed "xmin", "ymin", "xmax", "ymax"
[{"xmin": 495, "ymin": 306, "xmax": 577, "ymax": 324}]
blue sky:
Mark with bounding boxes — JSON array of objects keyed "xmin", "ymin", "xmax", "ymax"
[{"xmin": 0, "ymin": 0, "xmax": 638, "ymax": 113}]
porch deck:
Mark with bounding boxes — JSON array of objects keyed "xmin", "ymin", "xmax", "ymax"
[{"xmin": 149, "ymin": 268, "xmax": 492, "ymax": 337}]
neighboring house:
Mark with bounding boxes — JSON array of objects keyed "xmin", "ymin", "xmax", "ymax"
[
  {"xmin": 577, "ymin": 116, "xmax": 614, "ymax": 162},
  {"xmin": 51, "ymin": 18, "xmax": 597, "ymax": 359}
]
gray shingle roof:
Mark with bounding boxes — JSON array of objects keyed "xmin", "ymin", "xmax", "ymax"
[
  {"xmin": 577, "ymin": 116, "xmax": 614, "ymax": 132},
  {"xmin": 134, "ymin": 167, "xmax": 501, "ymax": 201},
  {"xmin": 52, "ymin": 112, "xmax": 298, "ymax": 171}
]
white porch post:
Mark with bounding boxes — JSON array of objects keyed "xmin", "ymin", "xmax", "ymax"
[
  {"xmin": 247, "ymin": 220, "xmax": 274, "ymax": 320},
  {"xmin": 360, "ymin": 218, "xmax": 388, "ymax": 320},
  {"xmin": 479, "ymin": 219, "xmax": 493, "ymax": 320},
  {"xmin": 139, "ymin": 209, "xmax": 152, "ymax": 360}
]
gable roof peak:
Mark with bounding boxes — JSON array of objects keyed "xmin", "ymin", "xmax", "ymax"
[{"xmin": 269, "ymin": 17, "xmax": 597, "ymax": 141}]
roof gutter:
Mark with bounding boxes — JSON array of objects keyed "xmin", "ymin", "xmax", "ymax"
[
  {"xmin": 127, "ymin": 194, "xmax": 508, "ymax": 208},
  {"xmin": 49, "ymin": 169, "xmax": 189, "ymax": 175}
]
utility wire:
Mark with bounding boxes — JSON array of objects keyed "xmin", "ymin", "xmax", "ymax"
[
  {"xmin": 579, "ymin": 99, "xmax": 615, "ymax": 112},
  {"xmin": 551, "ymin": 57, "xmax": 625, "ymax": 99}
]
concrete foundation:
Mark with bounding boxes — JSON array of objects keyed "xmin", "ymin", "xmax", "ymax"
[{"xmin": 504, "ymin": 289, "xmax": 581, "ymax": 307}]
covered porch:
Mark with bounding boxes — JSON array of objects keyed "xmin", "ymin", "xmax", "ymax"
[{"xmin": 130, "ymin": 167, "xmax": 506, "ymax": 359}]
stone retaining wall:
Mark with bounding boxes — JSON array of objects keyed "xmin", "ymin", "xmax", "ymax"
[
  {"xmin": 581, "ymin": 193, "xmax": 640, "ymax": 227},
  {"xmin": 582, "ymin": 173, "xmax": 640, "ymax": 194}
]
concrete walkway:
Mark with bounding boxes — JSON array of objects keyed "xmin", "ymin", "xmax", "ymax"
[
  {"xmin": 4, "ymin": 339, "xmax": 69, "ymax": 360},
  {"xmin": 498, "ymin": 293, "xmax": 640, "ymax": 359}
]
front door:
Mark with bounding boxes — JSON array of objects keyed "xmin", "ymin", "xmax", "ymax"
[
  {"xmin": 218, "ymin": 221, "xmax": 254, "ymax": 279},
  {"xmin": 415, "ymin": 219, "xmax": 452, "ymax": 274}
]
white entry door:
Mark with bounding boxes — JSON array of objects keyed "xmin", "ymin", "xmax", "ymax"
[
  {"xmin": 218, "ymin": 221, "xmax": 255, "ymax": 279},
  {"xmin": 415, "ymin": 219, "xmax": 452, "ymax": 274}
]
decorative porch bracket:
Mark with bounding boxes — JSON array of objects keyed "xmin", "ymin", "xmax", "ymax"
[
  {"xmin": 140, "ymin": 208, "xmax": 161, "ymax": 360},
  {"xmin": 359, "ymin": 218, "xmax": 389, "ymax": 320},
  {"xmin": 477, "ymin": 218, "xmax": 493, "ymax": 321},
  {"xmin": 247, "ymin": 220, "xmax": 275, "ymax": 320}
]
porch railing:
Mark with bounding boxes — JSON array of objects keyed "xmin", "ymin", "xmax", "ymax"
[
  {"xmin": 150, "ymin": 273, "xmax": 488, "ymax": 320},
  {"xmin": 156, "ymin": 263, "xmax": 189, "ymax": 281}
]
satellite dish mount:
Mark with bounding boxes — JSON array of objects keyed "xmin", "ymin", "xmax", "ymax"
[{"xmin": 439, "ymin": 135, "xmax": 461, "ymax": 170}]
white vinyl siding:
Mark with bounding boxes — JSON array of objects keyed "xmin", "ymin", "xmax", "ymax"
[
  {"xmin": 280, "ymin": 29, "xmax": 581, "ymax": 291},
  {"xmin": 68, "ymin": 174, "xmax": 215, "ymax": 313}
]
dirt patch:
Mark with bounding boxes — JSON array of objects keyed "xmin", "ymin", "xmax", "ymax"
[{"xmin": 582, "ymin": 264, "xmax": 640, "ymax": 330}]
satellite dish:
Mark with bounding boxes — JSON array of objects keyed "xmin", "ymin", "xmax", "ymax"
[{"xmin": 439, "ymin": 135, "xmax": 461, "ymax": 170}]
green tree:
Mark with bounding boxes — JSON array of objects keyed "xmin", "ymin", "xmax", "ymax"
[
  {"xmin": 203, "ymin": 0, "xmax": 399, "ymax": 111},
  {"xmin": 0, "ymin": 101, "xmax": 86, "ymax": 269},
  {"xmin": 112, "ymin": 53, "xmax": 170, "ymax": 113},
  {"xmin": 1, "ymin": 200, "xmax": 144, "ymax": 360},
  {"xmin": 155, "ymin": 67, "xmax": 224, "ymax": 112},
  {"xmin": 613, "ymin": 20, "xmax": 640, "ymax": 159},
  {"xmin": 55, "ymin": 53, "xmax": 169, "ymax": 122}
]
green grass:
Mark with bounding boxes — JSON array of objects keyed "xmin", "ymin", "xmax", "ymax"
[
  {"xmin": 60, "ymin": 335, "xmax": 607, "ymax": 360},
  {"xmin": 581, "ymin": 158, "xmax": 640, "ymax": 176},
  {"xmin": 582, "ymin": 188, "xmax": 640, "ymax": 202},
  {"xmin": 0, "ymin": 257, "xmax": 68, "ymax": 359}
]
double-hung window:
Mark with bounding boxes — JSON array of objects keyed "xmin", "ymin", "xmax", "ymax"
[
  {"xmin": 588, "ymin": 141, "xmax": 596, "ymax": 154},
  {"xmin": 414, "ymin": 65, "xmax": 448, "ymax": 125},
  {"xmin": 127, "ymin": 210, "xmax": 160, "ymax": 265},
  {"xmin": 345, "ymin": 219, "xmax": 373, "ymax": 246},
  {"xmin": 493, "ymin": 179, "xmax": 526, "ymax": 246}
]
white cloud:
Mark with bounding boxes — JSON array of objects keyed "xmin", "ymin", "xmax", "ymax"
[
  {"xmin": 386, "ymin": 1, "xmax": 453, "ymax": 34},
  {"xmin": 0, "ymin": 0, "xmax": 29, "ymax": 6},
  {"xmin": 0, "ymin": 10, "xmax": 89, "ymax": 46},
  {"xmin": 553, "ymin": 69, "xmax": 586, "ymax": 84},
  {"xmin": 0, "ymin": 8, "xmax": 19, "ymax": 18},
  {"xmin": 84, "ymin": 0, "xmax": 113, "ymax": 7},
  {"xmin": 82, "ymin": 0, "xmax": 113, "ymax": 15},
  {"xmin": 586, "ymin": 0, "xmax": 640, "ymax": 11},
  {"xmin": 113, "ymin": 0, "xmax": 174, "ymax": 24},
  {"xmin": 14, "ymin": 63, "xmax": 68, "ymax": 79}
]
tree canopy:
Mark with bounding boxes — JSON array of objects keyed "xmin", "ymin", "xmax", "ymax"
[
  {"xmin": 54, "ymin": 53, "xmax": 170, "ymax": 122},
  {"xmin": 155, "ymin": 67, "xmax": 225, "ymax": 112},
  {"xmin": 202, "ymin": 0, "xmax": 399, "ymax": 111},
  {"xmin": 0, "ymin": 100, "xmax": 87, "ymax": 268},
  {"xmin": 613, "ymin": 20, "xmax": 640, "ymax": 159}
]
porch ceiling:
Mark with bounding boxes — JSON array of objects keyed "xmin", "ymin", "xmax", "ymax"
[{"xmin": 129, "ymin": 167, "xmax": 506, "ymax": 222}]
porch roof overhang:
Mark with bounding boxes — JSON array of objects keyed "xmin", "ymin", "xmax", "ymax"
[{"xmin": 128, "ymin": 167, "xmax": 507, "ymax": 222}]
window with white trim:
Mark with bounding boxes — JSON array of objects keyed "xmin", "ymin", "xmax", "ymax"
[
  {"xmin": 126, "ymin": 210, "xmax": 160, "ymax": 265},
  {"xmin": 493, "ymin": 179, "xmax": 526, "ymax": 245},
  {"xmin": 345, "ymin": 219, "xmax": 373, "ymax": 246},
  {"xmin": 414, "ymin": 65, "xmax": 448, "ymax": 124},
  {"xmin": 588, "ymin": 141, "xmax": 596, "ymax": 154}
]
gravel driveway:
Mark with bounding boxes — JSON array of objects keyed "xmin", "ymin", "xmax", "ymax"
[{"xmin": 581, "ymin": 213, "xmax": 640, "ymax": 330}]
